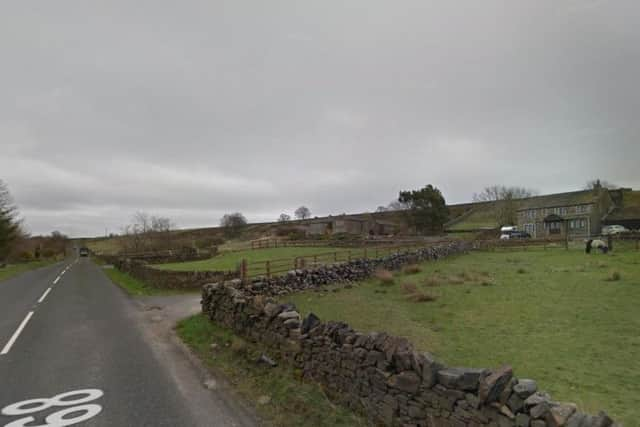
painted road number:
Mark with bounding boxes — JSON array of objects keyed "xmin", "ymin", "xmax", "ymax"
[{"xmin": 1, "ymin": 389, "xmax": 103, "ymax": 427}]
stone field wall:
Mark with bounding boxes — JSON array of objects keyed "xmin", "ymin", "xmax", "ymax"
[{"xmin": 109, "ymin": 258, "xmax": 235, "ymax": 290}]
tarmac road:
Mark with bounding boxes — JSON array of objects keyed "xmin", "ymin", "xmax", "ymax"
[{"xmin": 0, "ymin": 257, "xmax": 257, "ymax": 427}]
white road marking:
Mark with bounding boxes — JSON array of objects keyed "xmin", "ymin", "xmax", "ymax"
[
  {"xmin": 0, "ymin": 311, "xmax": 34, "ymax": 355},
  {"xmin": 37, "ymin": 287, "xmax": 52, "ymax": 304},
  {"xmin": 53, "ymin": 276, "xmax": 60, "ymax": 285},
  {"xmin": 2, "ymin": 389, "xmax": 104, "ymax": 426}
]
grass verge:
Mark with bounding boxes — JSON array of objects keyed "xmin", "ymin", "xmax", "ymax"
[
  {"xmin": 176, "ymin": 314, "xmax": 366, "ymax": 427},
  {"xmin": 0, "ymin": 260, "xmax": 56, "ymax": 282},
  {"xmin": 103, "ymin": 267, "xmax": 198, "ymax": 296},
  {"xmin": 286, "ymin": 248, "xmax": 640, "ymax": 425}
]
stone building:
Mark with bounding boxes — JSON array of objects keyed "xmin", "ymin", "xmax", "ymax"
[
  {"xmin": 304, "ymin": 214, "xmax": 399, "ymax": 237},
  {"xmin": 516, "ymin": 184, "xmax": 614, "ymax": 239}
]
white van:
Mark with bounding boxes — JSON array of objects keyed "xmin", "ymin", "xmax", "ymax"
[{"xmin": 500, "ymin": 226, "xmax": 517, "ymax": 240}]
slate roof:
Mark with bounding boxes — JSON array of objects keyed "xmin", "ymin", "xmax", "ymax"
[{"xmin": 516, "ymin": 190, "xmax": 598, "ymax": 211}]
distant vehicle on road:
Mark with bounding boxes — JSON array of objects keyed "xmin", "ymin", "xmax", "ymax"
[
  {"xmin": 601, "ymin": 225, "xmax": 629, "ymax": 235},
  {"xmin": 79, "ymin": 247, "xmax": 90, "ymax": 257}
]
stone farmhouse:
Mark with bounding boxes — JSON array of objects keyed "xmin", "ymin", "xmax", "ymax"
[
  {"xmin": 516, "ymin": 183, "xmax": 640, "ymax": 239},
  {"xmin": 303, "ymin": 214, "xmax": 398, "ymax": 237}
]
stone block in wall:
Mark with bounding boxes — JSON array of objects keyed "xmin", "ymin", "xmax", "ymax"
[
  {"xmin": 479, "ymin": 365, "xmax": 513, "ymax": 404},
  {"xmin": 388, "ymin": 371, "xmax": 421, "ymax": 394},
  {"xmin": 513, "ymin": 379, "xmax": 538, "ymax": 400},
  {"xmin": 437, "ymin": 367, "xmax": 489, "ymax": 392}
]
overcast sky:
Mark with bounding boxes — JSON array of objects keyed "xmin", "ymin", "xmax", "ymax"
[{"xmin": 2, "ymin": 1, "xmax": 639, "ymax": 237}]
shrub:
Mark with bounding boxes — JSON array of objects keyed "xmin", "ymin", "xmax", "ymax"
[
  {"xmin": 606, "ymin": 271, "xmax": 621, "ymax": 282},
  {"xmin": 17, "ymin": 251, "xmax": 33, "ymax": 262},
  {"xmin": 516, "ymin": 268, "xmax": 527, "ymax": 274},
  {"xmin": 374, "ymin": 269, "xmax": 394, "ymax": 286},
  {"xmin": 403, "ymin": 264, "xmax": 422, "ymax": 275}
]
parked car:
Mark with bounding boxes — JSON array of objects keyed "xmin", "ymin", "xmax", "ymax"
[
  {"xmin": 601, "ymin": 225, "xmax": 629, "ymax": 235},
  {"xmin": 509, "ymin": 231, "xmax": 532, "ymax": 239},
  {"xmin": 79, "ymin": 247, "xmax": 90, "ymax": 257},
  {"xmin": 500, "ymin": 225, "xmax": 518, "ymax": 240}
]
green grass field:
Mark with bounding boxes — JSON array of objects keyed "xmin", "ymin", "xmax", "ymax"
[
  {"xmin": 0, "ymin": 260, "xmax": 56, "ymax": 282},
  {"xmin": 286, "ymin": 247, "xmax": 640, "ymax": 424},
  {"xmin": 154, "ymin": 246, "xmax": 368, "ymax": 272},
  {"xmin": 177, "ymin": 314, "xmax": 365, "ymax": 427}
]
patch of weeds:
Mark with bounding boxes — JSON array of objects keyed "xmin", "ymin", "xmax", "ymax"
[
  {"xmin": 447, "ymin": 275, "xmax": 466, "ymax": 285},
  {"xmin": 374, "ymin": 269, "xmax": 395, "ymax": 286},
  {"xmin": 402, "ymin": 281, "xmax": 437, "ymax": 303},
  {"xmin": 606, "ymin": 271, "xmax": 622, "ymax": 282},
  {"xmin": 403, "ymin": 264, "xmax": 422, "ymax": 275},
  {"xmin": 401, "ymin": 282, "xmax": 419, "ymax": 295},
  {"xmin": 424, "ymin": 275, "xmax": 443, "ymax": 287},
  {"xmin": 516, "ymin": 268, "xmax": 527, "ymax": 274},
  {"xmin": 409, "ymin": 292, "xmax": 438, "ymax": 303},
  {"xmin": 230, "ymin": 337, "xmax": 248, "ymax": 355}
]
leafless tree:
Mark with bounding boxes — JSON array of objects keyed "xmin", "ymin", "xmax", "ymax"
[
  {"xmin": 278, "ymin": 213, "xmax": 291, "ymax": 223},
  {"xmin": 473, "ymin": 185, "xmax": 537, "ymax": 226},
  {"xmin": 120, "ymin": 212, "xmax": 176, "ymax": 252},
  {"xmin": 294, "ymin": 206, "xmax": 311, "ymax": 220}
]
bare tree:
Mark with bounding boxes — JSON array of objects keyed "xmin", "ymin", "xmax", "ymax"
[
  {"xmin": 120, "ymin": 212, "xmax": 176, "ymax": 252},
  {"xmin": 278, "ymin": 213, "xmax": 291, "ymax": 223},
  {"xmin": 473, "ymin": 185, "xmax": 537, "ymax": 226},
  {"xmin": 221, "ymin": 212, "xmax": 247, "ymax": 238},
  {"xmin": 294, "ymin": 206, "xmax": 311, "ymax": 220}
]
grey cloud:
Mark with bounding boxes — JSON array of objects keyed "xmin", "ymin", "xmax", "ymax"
[{"xmin": 1, "ymin": 0, "xmax": 639, "ymax": 236}]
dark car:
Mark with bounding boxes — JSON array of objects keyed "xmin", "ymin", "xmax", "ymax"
[
  {"xmin": 509, "ymin": 231, "xmax": 531, "ymax": 239},
  {"xmin": 79, "ymin": 247, "xmax": 90, "ymax": 257}
]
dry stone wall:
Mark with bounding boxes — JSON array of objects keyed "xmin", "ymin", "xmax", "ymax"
[
  {"xmin": 110, "ymin": 258, "xmax": 235, "ymax": 290},
  {"xmin": 202, "ymin": 282, "xmax": 619, "ymax": 427},
  {"xmin": 244, "ymin": 241, "xmax": 475, "ymax": 296}
]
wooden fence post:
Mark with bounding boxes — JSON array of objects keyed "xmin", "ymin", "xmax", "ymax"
[
  {"xmin": 348, "ymin": 250, "xmax": 352, "ymax": 262},
  {"xmin": 334, "ymin": 252, "xmax": 338, "ymax": 262},
  {"xmin": 364, "ymin": 247, "xmax": 368, "ymax": 259},
  {"xmin": 266, "ymin": 260, "xmax": 271, "ymax": 279},
  {"xmin": 240, "ymin": 259, "xmax": 248, "ymax": 284}
]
